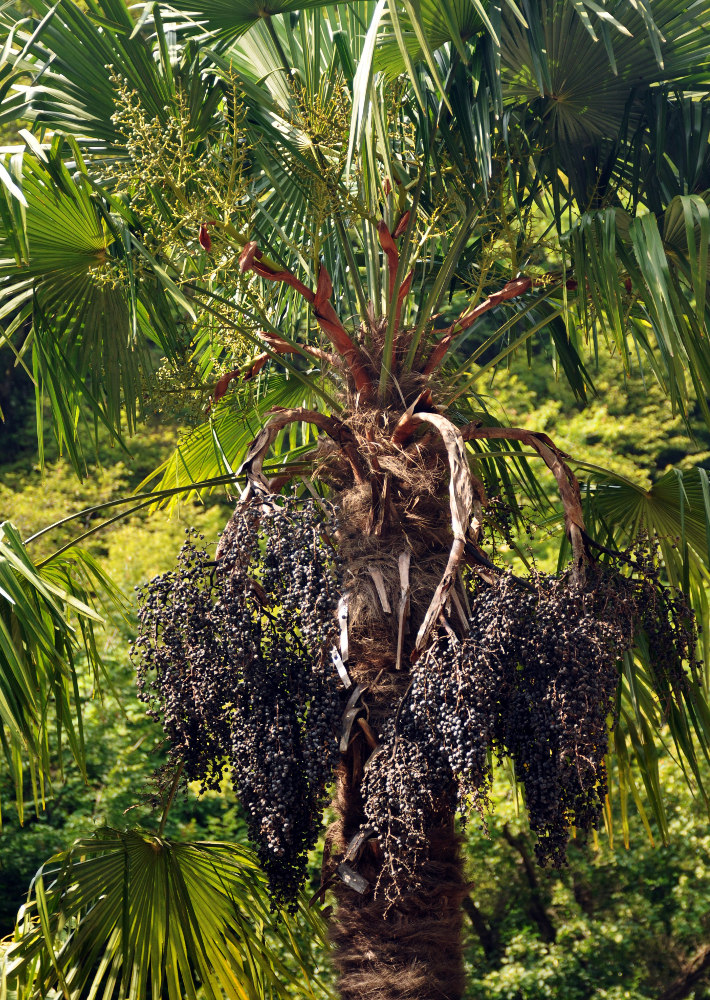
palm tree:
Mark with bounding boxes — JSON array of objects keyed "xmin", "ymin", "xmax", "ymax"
[{"xmin": 2, "ymin": 1, "xmax": 710, "ymax": 998}]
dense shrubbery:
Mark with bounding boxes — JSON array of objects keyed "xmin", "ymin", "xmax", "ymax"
[{"xmin": 463, "ymin": 756, "xmax": 710, "ymax": 1000}]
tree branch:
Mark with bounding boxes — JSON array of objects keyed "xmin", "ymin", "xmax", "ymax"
[
  {"xmin": 462, "ymin": 895, "xmax": 500, "ymax": 962},
  {"xmin": 659, "ymin": 944, "xmax": 710, "ymax": 1000},
  {"xmin": 501, "ymin": 824, "xmax": 557, "ymax": 944}
]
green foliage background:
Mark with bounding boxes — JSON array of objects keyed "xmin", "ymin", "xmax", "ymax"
[
  {"xmin": 0, "ymin": 397, "xmax": 239, "ymax": 932},
  {"xmin": 2, "ymin": 344, "xmax": 709, "ymax": 998}
]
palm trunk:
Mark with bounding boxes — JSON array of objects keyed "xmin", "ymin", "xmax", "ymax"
[
  {"xmin": 329, "ymin": 750, "xmax": 467, "ymax": 1000},
  {"xmin": 325, "ymin": 478, "xmax": 469, "ymax": 1000}
]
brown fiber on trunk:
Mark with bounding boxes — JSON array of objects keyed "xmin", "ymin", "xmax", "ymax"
[
  {"xmin": 329, "ymin": 819, "xmax": 468, "ymax": 1000},
  {"xmin": 328, "ymin": 730, "xmax": 468, "ymax": 1000},
  {"xmin": 308, "ymin": 409, "xmax": 473, "ymax": 1000}
]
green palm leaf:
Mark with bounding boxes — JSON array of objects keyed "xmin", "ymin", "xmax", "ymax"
[
  {"xmin": 581, "ymin": 464, "xmax": 710, "ymax": 589},
  {"xmin": 0, "ymin": 522, "xmax": 124, "ymax": 825},
  {"xmin": 637, "ymin": 94, "xmax": 710, "ymax": 212},
  {"xmin": 497, "ymin": 0, "xmax": 710, "ymax": 216},
  {"xmin": 1, "ymin": 829, "xmax": 332, "ymax": 1000},
  {"xmin": 563, "ymin": 207, "xmax": 710, "ymax": 426},
  {"xmin": 372, "ymin": 0, "xmax": 489, "ymax": 81},
  {"xmin": 0, "ymin": 143, "xmax": 141, "ymax": 462},
  {"xmin": 570, "ymin": 464, "xmax": 710, "ymax": 838},
  {"xmin": 0, "ymin": 0, "xmax": 206, "ymax": 143},
  {"xmin": 610, "ymin": 640, "xmax": 710, "ymax": 847},
  {"xmin": 501, "ymin": 0, "xmax": 710, "ymax": 147},
  {"xmin": 361, "ymin": 0, "xmax": 669, "ymax": 128},
  {"xmin": 140, "ymin": 373, "xmax": 321, "ymax": 509},
  {"xmin": 167, "ymin": 0, "xmax": 335, "ymax": 42},
  {"xmin": 0, "ymin": 137, "xmax": 220, "ymax": 465}
]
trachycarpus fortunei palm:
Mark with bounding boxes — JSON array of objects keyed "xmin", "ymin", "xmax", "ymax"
[
  {"xmin": 2, "ymin": 1, "xmax": 710, "ymax": 997},
  {"xmin": 237, "ymin": 226, "xmax": 589, "ymax": 1000},
  {"xmin": 136, "ymin": 215, "xmax": 698, "ymax": 1000}
]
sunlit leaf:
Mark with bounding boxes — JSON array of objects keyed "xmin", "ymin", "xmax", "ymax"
[
  {"xmin": 0, "ymin": 522, "xmax": 125, "ymax": 825},
  {"xmin": 2, "ymin": 829, "xmax": 333, "ymax": 1000}
]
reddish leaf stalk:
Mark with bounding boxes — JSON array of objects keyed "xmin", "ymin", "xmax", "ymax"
[
  {"xmin": 422, "ymin": 277, "xmax": 532, "ymax": 376},
  {"xmin": 392, "ymin": 210, "xmax": 410, "ymax": 239},
  {"xmin": 198, "ymin": 223, "xmax": 212, "ymax": 252},
  {"xmin": 377, "ymin": 220, "xmax": 399, "ymax": 307},
  {"xmin": 240, "ymin": 407, "xmax": 369, "ymax": 489},
  {"xmin": 210, "ymin": 335, "xmax": 338, "ymax": 410},
  {"xmin": 393, "ymin": 269, "xmax": 414, "ymax": 343},
  {"xmin": 239, "ymin": 242, "xmax": 374, "ymax": 399}
]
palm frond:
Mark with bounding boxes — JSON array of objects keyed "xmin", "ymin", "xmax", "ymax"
[
  {"xmin": 0, "ymin": 522, "xmax": 125, "ymax": 825},
  {"xmin": 563, "ymin": 206, "xmax": 710, "ymax": 426},
  {"xmin": 581, "ymin": 464, "xmax": 710, "ymax": 589},
  {"xmin": 571, "ymin": 464, "xmax": 710, "ymax": 839},
  {"xmin": 139, "ymin": 373, "xmax": 321, "ymax": 510},
  {"xmin": 611, "ymin": 658, "xmax": 710, "ymax": 847},
  {"xmin": 501, "ymin": 0, "xmax": 710, "ymax": 154},
  {"xmin": 1, "ymin": 829, "xmax": 333, "ymax": 1000},
  {"xmin": 161, "ymin": 0, "xmax": 342, "ymax": 45},
  {"xmin": 0, "ymin": 142, "xmax": 142, "ymax": 463},
  {"xmin": 634, "ymin": 94, "xmax": 710, "ymax": 214},
  {"xmin": 354, "ymin": 0, "xmax": 669, "ymax": 144},
  {"xmin": 0, "ymin": 0, "xmax": 218, "ymax": 144}
]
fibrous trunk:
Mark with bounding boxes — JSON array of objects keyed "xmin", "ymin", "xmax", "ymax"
[
  {"xmin": 329, "ymin": 745, "xmax": 467, "ymax": 1000},
  {"xmin": 322, "ymin": 456, "xmax": 469, "ymax": 1000}
]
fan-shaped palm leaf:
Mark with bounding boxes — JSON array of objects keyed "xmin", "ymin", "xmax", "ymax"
[
  {"xmin": 1, "ymin": 829, "xmax": 332, "ymax": 1000},
  {"xmin": 372, "ymin": 0, "xmax": 492, "ymax": 83},
  {"xmin": 0, "ymin": 0, "xmax": 222, "ymax": 144},
  {"xmin": 563, "ymin": 463, "xmax": 710, "ymax": 839},
  {"xmin": 0, "ymin": 143, "xmax": 154, "ymax": 463},
  {"xmin": 636, "ymin": 94, "xmax": 710, "ymax": 213},
  {"xmin": 500, "ymin": 0, "xmax": 710, "ymax": 207},
  {"xmin": 562, "ymin": 205, "xmax": 710, "ymax": 426},
  {"xmin": 357, "ymin": 0, "xmax": 669, "ymax": 128},
  {"xmin": 581, "ymin": 464, "xmax": 710, "ymax": 589},
  {"xmin": 162, "ymin": 0, "xmax": 338, "ymax": 44}
]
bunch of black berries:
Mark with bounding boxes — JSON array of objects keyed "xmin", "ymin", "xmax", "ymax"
[
  {"xmin": 132, "ymin": 497, "xmax": 342, "ymax": 907},
  {"xmin": 491, "ymin": 571, "xmax": 632, "ymax": 866},
  {"xmin": 403, "ymin": 554, "xmax": 700, "ymax": 871},
  {"xmin": 362, "ymin": 723, "xmax": 456, "ymax": 906}
]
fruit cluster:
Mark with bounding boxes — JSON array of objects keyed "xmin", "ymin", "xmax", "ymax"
[{"xmin": 133, "ymin": 499, "xmax": 342, "ymax": 907}]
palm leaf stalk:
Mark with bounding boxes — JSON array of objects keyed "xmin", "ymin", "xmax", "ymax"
[{"xmin": 1, "ymin": 1, "xmax": 710, "ymax": 999}]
